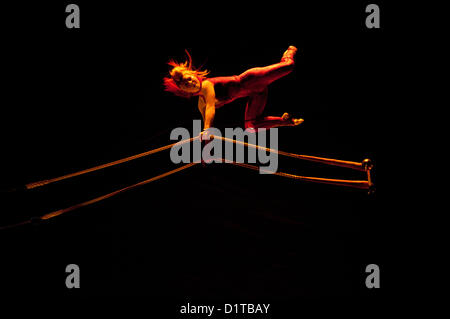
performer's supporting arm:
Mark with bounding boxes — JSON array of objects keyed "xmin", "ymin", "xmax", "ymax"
[
  {"xmin": 204, "ymin": 104, "xmax": 215, "ymax": 130},
  {"xmin": 200, "ymin": 81, "xmax": 216, "ymax": 131}
]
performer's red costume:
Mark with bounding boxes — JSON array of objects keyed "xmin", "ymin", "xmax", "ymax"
[
  {"xmin": 165, "ymin": 46, "xmax": 298, "ymax": 130},
  {"xmin": 198, "ymin": 48, "xmax": 296, "ymax": 129}
]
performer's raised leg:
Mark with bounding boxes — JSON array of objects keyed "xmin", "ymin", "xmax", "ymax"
[{"xmin": 238, "ymin": 46, "xmax": 298, "ymax": 94}]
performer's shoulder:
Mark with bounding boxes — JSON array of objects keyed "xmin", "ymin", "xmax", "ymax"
[
  {"xmin": 201, "ymin": 79, "xmax": 214, "ymax": 91},
  {"xmin": 202, "ymin": 79, "xmax": 213, "ymax": 86}
]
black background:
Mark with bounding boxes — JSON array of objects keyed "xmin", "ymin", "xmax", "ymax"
[{"xmin": 0, "ymin": 0, "xmax": 397, "ymax": 306}]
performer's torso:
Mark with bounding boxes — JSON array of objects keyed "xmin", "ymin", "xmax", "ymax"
[{"xmin": 207, "ymin": 76, "xmax": 242, "ymax": 107}]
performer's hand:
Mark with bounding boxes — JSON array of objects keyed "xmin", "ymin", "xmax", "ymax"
[
  {"xmin": 200, "ymin": 128, "xmax": 213, "ymax": 141},
  {"xmin": 199, "ymin": 128, "xmax": 214, "ymax": 166}
]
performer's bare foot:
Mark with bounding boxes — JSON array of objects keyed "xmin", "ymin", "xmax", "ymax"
[
  {"xmin": 282, "ymin": 112, "xmax": 304, "ymax": 126},
  {"xmin": 281, "ymin": 45, "xmax": 298, "ymax": 63},
  {"xmin": 281, "ymin": 112, "xmax": 291, "ymax": 121}
]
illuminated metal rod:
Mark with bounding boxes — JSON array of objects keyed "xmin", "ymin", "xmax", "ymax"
[
  {"xmin": 25, "ymin": 136, "xmax": 199, "ymax": 190},
  {"xmin": 222, "ymin": 159, "xmax": 371, "ymax": 190},
  {"xmin": 0, "ymin": 162, "xmax": 198, "ymax": 230},
  {"xmin": 211, "ymin": 135, "xmax": 369, "ymax": 172}
]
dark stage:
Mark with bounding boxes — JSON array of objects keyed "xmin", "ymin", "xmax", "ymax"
[{"xmin": 0, "ymin": 0, "xmax": 395, "ymax": 308}]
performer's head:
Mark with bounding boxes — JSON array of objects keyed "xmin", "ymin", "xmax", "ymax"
[{"xmin": 163, "ymin": 50, "xmax": 209, "ymax": 98}]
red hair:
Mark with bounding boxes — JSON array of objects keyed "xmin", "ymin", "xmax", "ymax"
[{"xmin": 163, "ymin": 50, "xmax": 209, "ymax": 99}]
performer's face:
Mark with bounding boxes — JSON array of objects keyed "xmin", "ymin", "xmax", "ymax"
[{"xmin": 173, "ymin": 69, "xmax": 201, "ymax": 93}]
